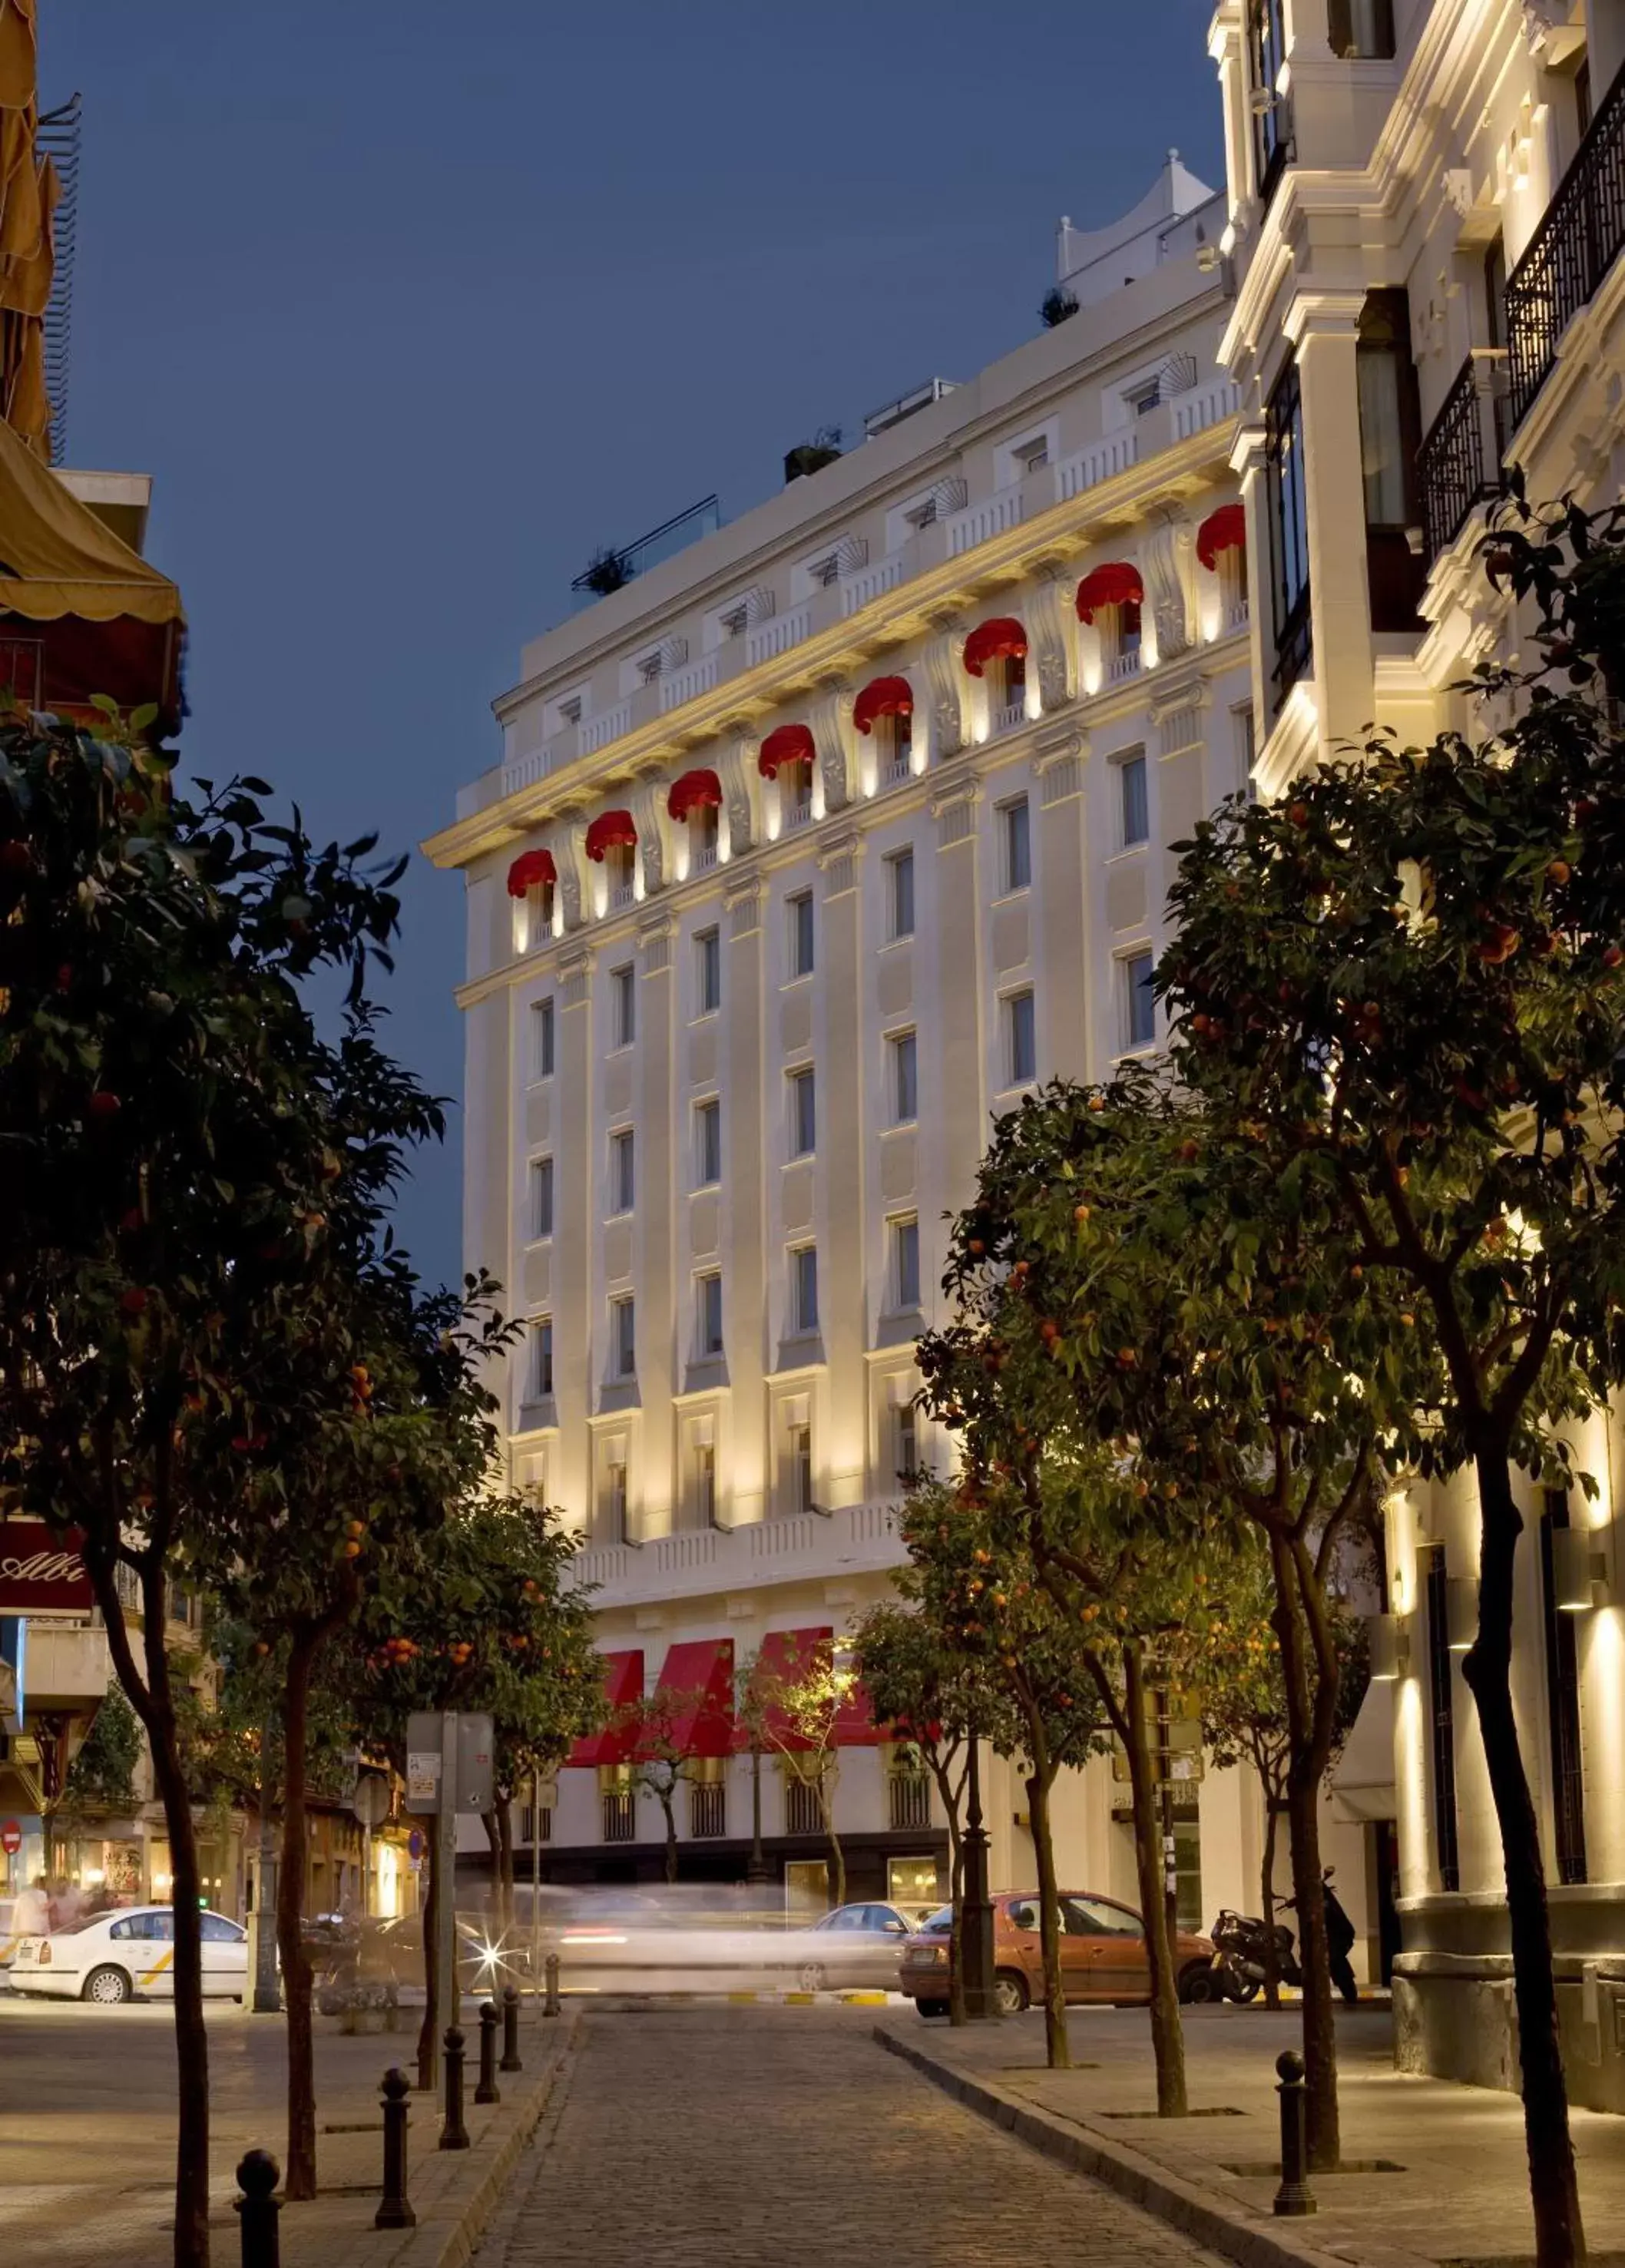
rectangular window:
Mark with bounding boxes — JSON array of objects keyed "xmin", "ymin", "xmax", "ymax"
[
  {"xmin": 603, "ymin": 1458, "xmax": 628, "ymax": 1545},
  {"xmin": 1013, "ymin": 434, "xmax": 1050, "ymax": 475},
  {"xmin": 694, "ymin": 1439, "xmax": 717, "ymax": 1528},
  {"xmin": 1541, "ymin": 1493, "xmax": 1588, "ymax": 1886},
  {"xmin": 528, "ymin": 1318, "xmax": 554, "ymax": 1402},
  {"xmin": 788, "ymin": 889, "xmax": 815, "ymax": 978},
  {"xmin": 887, "ymin": 848, "xmax": 915, "ymax": 939},
  {"xmin": 532, "ymin": 998, "xmax": 555, "ymax": 1081},
  {"xmin": 787, "ymin": 1420, "xmax": 814, "ymax": 1514},
  {"xmin": 697, "ymin": 1271, "xmax": 724, "ymax": 1359},
  {"xmin": 891, "ymin": 1215, "xmax": 921, "ymax": 1312},
  {"xmin": 529, "ymin": 1156, "xmax": 554, "ymax": 1241},
  {"xmin": 1124, "ymin": 951, "xmax": 1156, "ymax": 1051},
  {"xmin": 1356, "ymin": 290, "xmax": 1425, "ymax": 633},
  {"xmin": 1006, "ymin": 990, "xmax": 1036, "ymax": 1087},
  {"xmin": 1236, "ymin": 704, "xmax": 1257, "ymax": 797},
  {"xmin": 696, "ymin": 925, "xmax": 721, "ymax": 1014},
  {"xmin": 1119, "ymin": 754, "xmax": 1149, "ymax": 848},
  {"xmin": 1264, "ymin": 360, "xmax": 1311, "ymax": 707},
  {"xmin": 1328, "ymin": 0, "xmax": 1394, "ymax": 57},
  {"xmin": 895, "ymin": 1401, "xmax": 920, "ymax": 1483},
  {"xmin": 610, "ymin": 1128, "xmax": 634, "ymax": 1214},
  {"xmin": 1248, "ymin": 0, "xmax": 1289, "ymax": 204},
  {"xmin": 890, "ymin": 1030, "xmax": 918, "ymax": 1124},
  {"xmin": 1422, "ymin": 1545, "xmax": 1461, "ymax": 1893},
  {"xmin": 611, "ymin": 963, "xmax": 636, "ymax": 1048},
  {"xmin": 1001, "ymin": 797, "xmax": 1032, "ymax": 893},
  {"xmin": 611, "ymin": 1295, "xmax": 636, "ymax": 1380},
  {"xmin": 789, "ymin": 1065, "xmax": 816, "ymax": 1157},
  {"xmin": 695, "ymin": 1098, "xmax": 721, "ymax": 1187},
  {"xmin": 791, "ymin": 1245, "xmax": 819, "ymax": 1336}
]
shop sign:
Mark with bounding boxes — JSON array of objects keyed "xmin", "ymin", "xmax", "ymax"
[{"xmin": 0, "ymin": 1523, "xmax": 93, "ymax": 1614}]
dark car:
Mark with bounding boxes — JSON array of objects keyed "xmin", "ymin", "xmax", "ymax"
[{"xmin": 900, "ymin": 1891, "xmax": 1214, "ymax": 2018}]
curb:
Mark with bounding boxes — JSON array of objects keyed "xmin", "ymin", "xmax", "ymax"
[{"xmin": 872, "ymin": 2025, "xmax": 1428, "ymax": 2268}]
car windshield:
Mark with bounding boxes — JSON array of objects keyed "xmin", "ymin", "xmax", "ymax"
[{"xmin": 917, "ymin": 1905, "xmax": 952, "ymax": 1933}]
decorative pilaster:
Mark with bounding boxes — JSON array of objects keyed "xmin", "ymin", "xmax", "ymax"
[
  {"xmin": 556, "ymin": 818, "xmax": 591, "ymax": 931},
  {"xmin": 811, "ymin": 680, "xmax": 855, "ymax": 813},
  {"xmin": 1028, "ymin": 568, "xmax": 1079, "ymax": 711},
  {"xmin": 921, "ymin": 624, "xmax": 968, "ymax": 760},
  {"xmin": 717, "ymin": 734, "xmax": 760, "ymax": 856},
  {"xmin": 630, "ymin": 773, "xmax": 671, "ymax": 896},
  {"xmin": 1142, "ymin": 509, "xmax": 1199, "ymax": 664}
]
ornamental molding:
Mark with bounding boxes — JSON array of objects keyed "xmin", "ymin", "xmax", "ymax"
[
  {"xmin": 556, "ymin": 819, "xmax": 591, "ymax": 932},
  {"xmin": 810, "ymin": 679, "xmax": 856, "ymax": 813},
  {"xmin": 920, "ymin": 624, "xmax": 968, "ymax": 757},
  {"xmin": 726, "ymin": 879, "xmax": 763, "ymax": 938},
  {"xmin": 817, "ymin": 829, "xmax": 864, "ymax": 899},
  {"xmin": 558, "ymin": 948, "xmax": 594, "ymax": 1009},
  {"xmin": 1142, "ymin": 511, "xmax": 1198, "ymax": 664},
  {"xmin": 1028, "ymin": 568, "xmax": 1078, "ymax": 710},
  {"xmin": 629, "ymin": 776, "xmax": 671, "ymax": 894},
  {"xmin": 716, "ymin": 737, "xmax": 760, "ymax": 854},
  {"xmin": 932, "ymin": 783, "xmax": 981, "ymax": 849},
  {"xmin": 637, "ymin": 912, "xmax": 675, "ymax": 974}
]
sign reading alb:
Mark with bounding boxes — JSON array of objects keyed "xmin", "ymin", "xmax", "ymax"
[{"xmin": 0, "ymin": 1522, "xmax": 93, "ymax": 1614}]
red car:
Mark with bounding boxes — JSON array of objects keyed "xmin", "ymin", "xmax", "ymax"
[{"xmin": 899, "ymin": 1890, "xmax": 1214, "ymax": 2017}]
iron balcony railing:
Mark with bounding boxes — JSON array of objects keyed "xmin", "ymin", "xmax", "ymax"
[
  {"xmin": 1418, "ymin": 354, "xmax": 1509, "ymax": 561},
  {"xmin": 689, "ymin": 1783, "xmax": 726, "ymax": 1840},
  {"xmin": 784, "ymin": 1776, "xmax": 824, "ymax": 1837},
  {"xmin": 887, "ymin": 1773, "xmax": 932, "ymax": 1832},
  {"xmin": 1504, "ymin": 58, "xmax": 1625, "ymax": 432},
  {"xmin": 602, "ymin": 1790, "xmax": 635, "ymax": 1843}
]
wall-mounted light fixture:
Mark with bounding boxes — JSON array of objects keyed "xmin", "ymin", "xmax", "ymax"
[
  {"xmin": 1446, "ymin": 1577, "xmax": 1478, "ymax": 1652},
  {"xmin": 1552, "ymin": 1524, "xmax": 1617, "ymax": 1613},
  {"xmin": 1368, "ymin": 1611, "xmax": 1412, "ymax": 1680}
]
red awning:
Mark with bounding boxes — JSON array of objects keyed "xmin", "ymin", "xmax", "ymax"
[
  {"xmin": 568, "ymin": 1648, "xmax": 644, "ymax": 1766},
  {"xmin": 832, "ymin": 1674, "xmax": 887, "ymax": 1750},
  {"xmin": 584, "ymin": 809, "xmax": 637, "ymax": 862},
  {"xmin": 853, "ymin": 676, "xmax": 913, "ymax": 736},
  {"xmin": 668, "ymin": 768, "xmax": 723, "ymax": 823},
  {"xmin": 1075, "ymin": 563, "xmax": 1144, "ymax": 624},
  {"xmin": 505, "ymin": 847, "xmax": 557, "ymax": 899},
  {"xmin": 741, "ymin": 1625, "xmax": 833, "ymax": 1753},
  {"xmin": 759, "ymin": 722, "xmax": 815, "ymax": 778},
  {"xmin": 962, "ymin": 617, "xmax": 1028, "ymax": 678},
  {"xmin": 1196, "ymin": 502, "xmax": 1247, "ymax": 572},
  {"xmin": 646, "ymin": 1638, "xmax": 735, "ymax": 1760}
]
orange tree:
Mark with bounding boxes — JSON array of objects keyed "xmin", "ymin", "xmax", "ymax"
[
  {"xmin": 0, "ymin": 714, "xmax": 410, "ymax": 2268},
  {"xmin": 736, "ymin": 1634, "xmax": 858, "ymax": 1909},
  {"xmin": 1157, "ymin": 497, "xmax": 1625, "ymax": 2265}
]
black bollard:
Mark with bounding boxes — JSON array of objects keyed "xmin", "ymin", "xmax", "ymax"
[
  {"xmin": 475, "ymin": 1998, "xmax": 501, "ymax": 2105},
  {"xmin": 501, "ymin": 1982, "xmax": 523, "ymax": 2073},
  {"xmin": 375, "ymin": 2067, "xmax": 417, "ymax": 2231},
  {"xmin": 439, "ymin": 2025, "xmax": 471, "ymax": 2150},
  {"xmin": 1273, "ymin": 2049, "xmax": 1317, "ymax": 2217},
  {"xmin": 235, "ymin": 2149, "xmax": 282, "ymax": 2268},
  {"xmin": 543, "ymin": 1951, "xmax": 561, "ymax": 2017}
]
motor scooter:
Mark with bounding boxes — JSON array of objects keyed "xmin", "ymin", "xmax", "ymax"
[{"xmin": 1199, "ymin": 1907, "xmax": 1302, "ymax": 2002}]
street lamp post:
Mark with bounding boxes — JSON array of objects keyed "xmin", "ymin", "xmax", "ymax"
[
  {"xmin": 746, "ymin": 1744, "xmax": 770, "ymax": 1886},
  {"xmin": 960, "ymin": 1734, "xmax": 997, "ymax": 2019},
  {"xmin": 252, "ymin": 1721, "xmax": 280, "ymax": 2014}
]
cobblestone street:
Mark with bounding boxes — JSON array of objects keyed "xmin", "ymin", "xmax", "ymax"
[{"xmin": 481, "ymin": 2007, "xmax": 1224, "ymax": 2268}]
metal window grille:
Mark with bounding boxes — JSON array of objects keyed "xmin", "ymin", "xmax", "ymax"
[
  {"xmin": 784, "ymin": 1776, "xmax": 824, "ymax": 1836},
  {"xmin": 602, "ymin": 1791, "xmax": 635, "ymax": 1843},
  {"xmin": 888, "ymin": 1773, "xmax": 931, "ymax": 1831},
  {"xmin": 1422, "ymin": 1545, "xmax": 1461, "ymax": 1893},
  {"xmin": 690, "ymin": 1783, "xmax": 726, "ymax": 1839}
]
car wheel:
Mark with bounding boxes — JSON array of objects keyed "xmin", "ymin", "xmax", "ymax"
[
  {"xmin": 1180, "ymin": 1962, "xmax": 1216, "ymax": 2005},
  {"xmin": 82, "ymin": 1965, "xmax": 133, "ymax": 2006},
  {"xmin": 994, "ymin": 1969, "xmax": 1029, "ymax": 2017},
  {"xmin": 914, "ymin": 1999, "xmax": 950, "ymax": 2019},
  {"xmin": 797, "ymin": 1962, "xmax": 827, "ymax": 1994}
]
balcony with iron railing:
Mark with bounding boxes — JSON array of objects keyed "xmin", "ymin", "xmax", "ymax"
[{"xmin": 887, "ymin": 1773, "xmax": 932, "ymax": 1831}]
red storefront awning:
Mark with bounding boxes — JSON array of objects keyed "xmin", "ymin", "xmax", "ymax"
[
  {"xmin": 852, "ymin": 676, "xmax": 912, "ymax": 735},
  {"xmin": 584, "ymin": 809, "xmax": 637, "ymax": 862},
  {"xmin": 962, "ymin": 617, "xmax": 1028, "ymax": 678},
  {"xmin": 668, "ymin": 768, "xmax": 723, "ymax": 823},
  {"xmin": 1074, "ymin": 562, "xmax": 1143, "ymax": 624},
  {"xmin": 646, "ymin": 1637, "xmax": 735, "ymax": 1759},
  {"xmin": 505, "ymin": 847, "xmax": 557, "ymax": 899},
  {"xmin": 567, "ymin": 1647, "xmax": 644, "ymax": 1766},
  {"xmin": 741, "ymin": 1625, "xmax": 833, "ymax": 1752},
  {"xmin": 1196, "ymin": 502, "xmax": 1247, "ymax": 572},
  {"xmin": 758, "ymin": 722, "xmax": 815, "ymax": 778}
]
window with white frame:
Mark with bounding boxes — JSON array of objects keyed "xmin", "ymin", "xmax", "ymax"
[
  {"xmin": 690, "ymin": 1424, "xmax": 718, "ymax": 1527},
  {"xmin": 610, "ymin": 1128, "xmax": 635, "ymax": 1215},
  {"xmin": 784, "ymin": 1406, "xmax": 815, "ymax": 1514},
  {"xmin": 529, "ymin": 1156, "xmax": 554, "ymax": 1242},
  {"xmin": 696, "ymin": 925, "xmax": 721, "ymax": 1015},
  {"xmin": 790, "ymin": 1245, "xmax": 819, "ymax": 1336},
  {"xmin": 890, "ymin": 1214, "xmax": 922, "ymax": 1311},
  {"xmin": 528, "ymin": 1317, "xmax": 554, "ymax": 1402},
  {"xmin": 1011, "ymin": 432, "xmax": 1051, "ymax": 478},
  {"xmin": 1236, "ymin": 704, "xmax": 1257, "ymax": 797},
  {"xmin": 886, "ymin": 846, "xmax": 915, "ymax": 939},
  {"xmin": 1127, "ymin": 377, "xmax": 1162, "ymax": 416},
  {"xmin": 697, "ymin": 1270, "xmax": 724, "ymax": 1359},
  {"xmin": 1118, "ymin": 753, "xmax": 1149, "ymax": 848},
  {"xmin": 718, "ymin": 601, "xmax": 749, "ymax": 641},
  {"xmin": 1001, "ymin": 796, "xmax": 1032, "ymax": 893},
  {"xmin": 1123, "ymin": 950, "xmax": 1157, "ymax": 1051},
  {"xmin": 788, "ymin": 1065, "xmax": 816, "ymax": 1157},
  {"xmin": 880, "ymin": 706, "xmax": 913, "ymax": 780},
  {"xmin": 781, "ymin": 754, "xmax": 814, "ymax": 825},
  {"xmin": 531, "ymin": 997, "xmax": 555, "ymax": 1081},
  {"xmin": 894, "ymin": 1397, "xmax": 921, "ymax": 1483},
  {"xmin": 611, "ymin": 963, "xmax": 635, "ymax": 1048},
  {"xmin": 601, "ymin": 1448, "xmax": 628, "ymax": 1541},
  {"xmin": 695, "ymin": 1097, "xmax": 721, "ymax": 1187},
  {"xmin": 787, "ymin": 889, "xmax": 815, "ymax": 978},
  {"xmin": 1005, "ymin": 990, "xmax": 1037, "ymax": 1087},
  {"xmin": 610, "ymin": 1295, "xmax": 636, "ymax": 1379},
  {"xmin": 690, "ymin": 803, "xmax": 720, "ymax": 868},
  {"xmin": 889, "ymin": 1030, "xmax": 918, "ymax": 1124}
]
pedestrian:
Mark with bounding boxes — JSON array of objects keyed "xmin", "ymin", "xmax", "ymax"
[
  {"xmin": 52, "ymin": 1877, "xmax": 83, "ymax": 1930},
  {"xmin": 1321, "ymin": 1870, "xmax": 1359, "ymax": 2005},
  {"xmin": 13, "ymin": 1874, "xmax": 49, "ymax": 1937}
]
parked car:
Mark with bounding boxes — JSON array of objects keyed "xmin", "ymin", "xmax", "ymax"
[
  {"xmin": 9, "ymin": 1905, "xmax": 249, "ymax": 2004},
  {"xmin": 783, "ymin": 1902, "xmax": 919, "ymax": 1993},
  {"xmin": 900, "ymin": 1892, "xmax": 1214, "ymax": 2018}
]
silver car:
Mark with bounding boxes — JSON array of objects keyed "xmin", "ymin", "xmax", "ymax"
[{"xmin": 786, "ymin": 1902, "xmax": 918, "ymax": 1993}]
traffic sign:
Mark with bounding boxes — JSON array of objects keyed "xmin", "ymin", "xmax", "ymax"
[
  {"xmin": 1, "ymin": 1818, "xmax": 21, "ymax": 1856},
  {"xmin": 351, "ymin": 1775, "xmax": 390, "ymax": 1828}
]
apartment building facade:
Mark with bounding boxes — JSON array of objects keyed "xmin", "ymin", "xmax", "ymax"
[{"xmin": 1210, "ymin": 0, "xmax": 1625, "ymax": 2098}]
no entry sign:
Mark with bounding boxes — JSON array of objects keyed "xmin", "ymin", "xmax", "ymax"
[{"xmin": 2, "ymin": 1820, "xmax": 22, "ymax": 1856}]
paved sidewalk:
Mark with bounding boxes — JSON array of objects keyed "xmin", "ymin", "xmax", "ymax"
[
  {"xmin": 875, "ymin": 2002, "xmax": 1625, "ymax": 2268},
  {"xmin": 479, "ymin": 2002, "xmax": 1226, "ymax": 2268},
  {"xmin": 0, "ymin": 1992, "xmax": 577, "ymax": 2268}
]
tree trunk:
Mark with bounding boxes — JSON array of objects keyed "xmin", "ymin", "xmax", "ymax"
[
  {"xmin": 1270, "ymin": 1531, "xmax": 1339, "ymax": 2171},
  {"xmin": 141, "ymin": 1631, "xmax": 212, "ymax": 2268},
  {"xmin": 1026, "ymin": 1760, "xmax": 1070, "ymax": 2069},
  {"xmin": 496, "ymin": 1794, "xmax": 515, "ymax": 1932},
  {"xmin": 1122, "ymin": 1646, "xmax": 1188, "ymax": 2115},
  {"xmin": 276, "ymin": 1631, "xmax": 320, "ymax": 2199},
  {"xmin": 925, "ymin": 1747, "xmax": 967, "ymax": 2025},
  {"xmin": 1259, "ymin": 1784, "xmax": 1282, "ymax": 2012},
  {"xmin": 819, "ymin": 1770, "xmax": 846, "ymax": 1908},
  {"xmin": 1463, "ymin": 1447, "xmax": 1586, "ymax": 2268},
  {"xmin": 416, "ymin": 1827, "xmax": 439, "ymax": 2091},
  {"xmin": 661, "ymin": 1789, "xmax": 678, "ymax": 1886}
]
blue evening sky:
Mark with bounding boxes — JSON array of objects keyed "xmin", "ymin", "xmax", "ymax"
[{"xmin": 45, "ymin": 2, "xmax": 1223, "ymax": 1291}]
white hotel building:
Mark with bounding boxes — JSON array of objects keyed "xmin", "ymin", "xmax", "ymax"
[{"xmin": 427, "ymin": 158, "xmax": 1386, "ymax": 1944}]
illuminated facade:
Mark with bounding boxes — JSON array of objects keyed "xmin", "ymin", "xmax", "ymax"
[{"xmin": 1210, "ymin": 0, "xmax": 1625, "ymax": 2097}]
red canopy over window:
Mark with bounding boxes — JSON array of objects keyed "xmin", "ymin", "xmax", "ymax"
[
  {"xmin": 568, "ymin": 1648, "xmax": 644, "ymax": 1767},
  {"xmin": 740, "ymin": 1625, "xmax": 833, "ymax": 1752},
  {"xmin": 962, "ymin": 617, "xmax": 1028, "ymax": 678},
  {"xmin": 644, "ymin": 1638, "xmax": 735, "ymax": 1760},
  {"xmin": 505, "ymin": 847, "xmax": 557, "ymax": 899},
  {"xmin": 668, "ymin": 768, "xmax": 723, "ymax": 823},
  {"xmin": 584, "ymin": 809, "xmax": 637, "ymax": 862},
  {"xmin": 1075, "ymin": 563, "xmax": 1144, "ymax": 624},
  {"xmin": 853, "ymin": 676, "xmax": 913, "ymax": 736},
  {"xmin": 758, "ymin": 723, "xmax": 815, "ymax": 779},
  {"xmin": 1196, "ymin": 502, "xmax": 1247, "ymax": 572}
]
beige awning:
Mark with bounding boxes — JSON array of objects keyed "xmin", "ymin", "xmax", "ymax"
[
  {"xmin": 0, "ymin": 409, "xmax": 182, "ymax": 625},
  {"xmin": 1329, "ymin": 1676, "xmax": 1395, "ymax": 1823}
]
